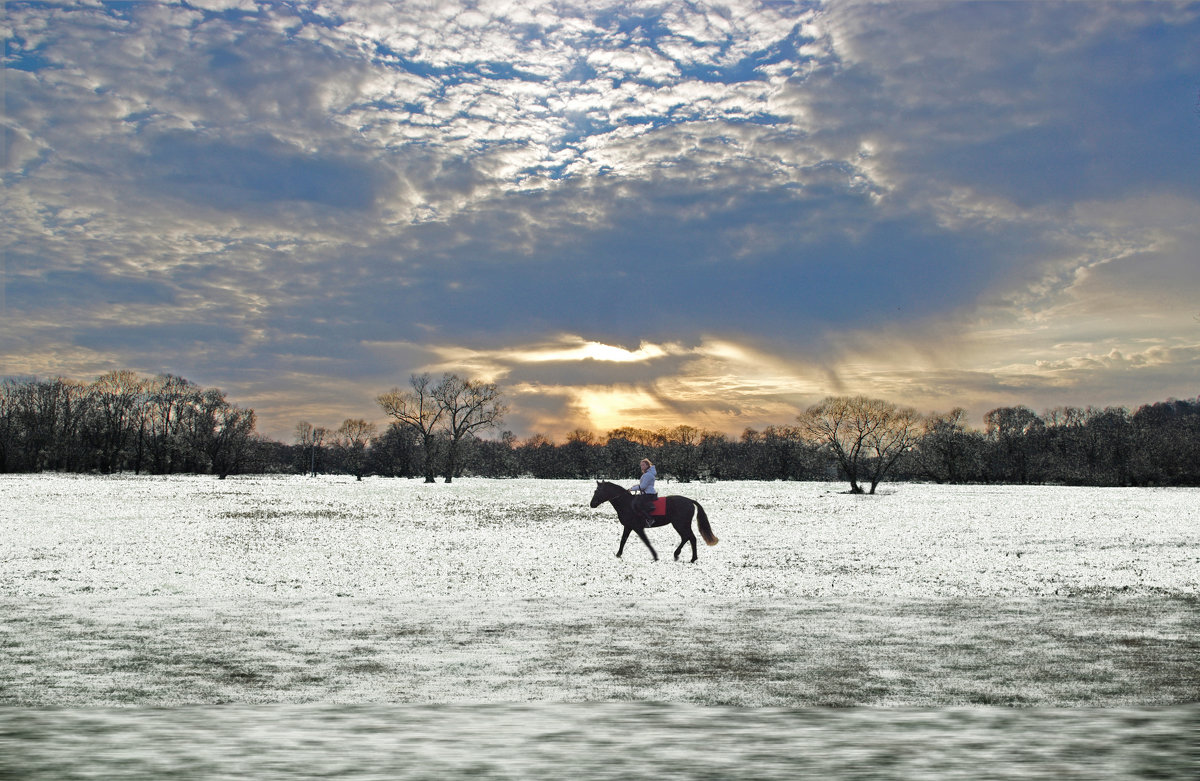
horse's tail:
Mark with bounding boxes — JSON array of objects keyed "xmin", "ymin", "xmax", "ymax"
[{"xmin": 694, "ymin": 500, "xmax": 718, "ymax": 546}]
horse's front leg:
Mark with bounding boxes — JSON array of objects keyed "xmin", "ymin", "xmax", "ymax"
[
  {"xmin": 633, "ymin": 527, "xmax": 658, "ymax": 561},
  {"xmin": 616, "ymin": 526, "xmax": 633, "ymax": 558}
]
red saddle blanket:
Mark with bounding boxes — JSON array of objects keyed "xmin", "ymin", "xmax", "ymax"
[{"xmin": 649, "ymin": 497, "xmax": 667, "ymax": 516}]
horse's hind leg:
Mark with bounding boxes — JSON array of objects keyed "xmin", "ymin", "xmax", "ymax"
[{"xmin": 673, "ymin": 522, "xmax": 697, "ymax": 562}]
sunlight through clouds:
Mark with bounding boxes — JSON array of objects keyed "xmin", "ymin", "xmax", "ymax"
[
  {"xmin": 416, "ymin": 335, "xmax": 834, "ymax": 437},
  {"xmin": 523, "ymin": 383, "xmax": 670, "ymax": 436}
]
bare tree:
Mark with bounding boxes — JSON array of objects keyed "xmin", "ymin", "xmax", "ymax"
[
  {"xmin": 148, "ymin": 374, "xmax": 200, "ymax": 474},
  {"xmin": 434, "ymin": 374, "xmax": 506, "ymax": 482},
  {"xmin": 25, "ymin": 377, "xmax": 89, "ymax": 471},
  {"xmin": 178, "ymin": 388, "xmax": 256, "ymax": 477},
  {"xmin": 603, "ymin": 426, "xmax": 655, "ymax": 478},
  {"xmin": 912, "ymin": 407, "xmax": 983, "ymax": 484},
  {"xmin": 798, "ymin": 396, "xmax": 923, "ymax": 494},
  {"xmin": 294, "ymin": 421, "xmax": 328, "ymax": 476},
  {"xmin": 377, "ymin": 373, "xmax": 446, "ymax": 483},
  {"xmin": 207, "ymin": 400, "xmax": 257, "ymax": 479},
  {"xmin": 659, "ymin": 424, "xmax": 703, "ymax": 482},
  {"xmin": 984, "ymin": 405, "xmax": 1046, "ymax": 484},
  {"xmin": 564, "ymin": 428, "xmax": 600, "ymax": 478},
  {"xmin": 89, "ymin": 370, "xmax": 142, "ymax": 473},
  {"xmin": 334, "ymin": 418, "xmax": 377, "ymax": 480}
]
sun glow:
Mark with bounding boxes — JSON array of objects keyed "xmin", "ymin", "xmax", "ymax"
[
  {"xmin": 573, "ymin": 386, "xmax": 667, "ymax": 433},
  {"xmin": 511, "ymin": 337, "xmax": 672, "ymax": 364}
]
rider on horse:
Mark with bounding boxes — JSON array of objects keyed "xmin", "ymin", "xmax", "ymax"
[{"xmin": 630, "ymin": 458, "xmax": 657, "ymax": 526}]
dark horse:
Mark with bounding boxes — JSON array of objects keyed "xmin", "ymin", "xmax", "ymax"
[{"xmin": 589, "ymin": 481, "xmax": 719, "ymax": 563}]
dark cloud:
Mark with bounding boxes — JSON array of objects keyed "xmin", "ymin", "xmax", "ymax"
[
  {"xmin": 138, "ymin": 132, "xmax": 390, "ymax": 212},
  {"xmin": 310, "ymin": 175, "xmax": 1033, "ymax": 349},
  {"xmin": 5, "ymin": 268, "xmax": 177, "ymax": 312},
  {"xmin": 73, "ymin": 321, "xmax": 244, "ymax": 354},
  {"xmin": 820, "ymin": 2, "xmax": 1200, "ymax": 206}
]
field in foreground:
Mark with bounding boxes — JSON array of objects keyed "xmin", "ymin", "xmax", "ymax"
[{"xmin": 1, "ymin": 475, "xmax": 1197, "ymax": 779}]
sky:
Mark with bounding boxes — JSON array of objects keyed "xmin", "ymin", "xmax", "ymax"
[{"xmin": 3, "ymin": 0, "xmax": 1199, "ymax": 442}]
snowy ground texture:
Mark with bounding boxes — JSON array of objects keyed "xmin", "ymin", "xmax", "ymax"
[{"xmin": 1, "ymin": 475, "xmax": 1197, "ymax": 779}]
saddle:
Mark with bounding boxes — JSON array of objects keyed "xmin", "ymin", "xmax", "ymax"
[{"xmin": 646, "ymin": 496, "xmax": 667, "ymax": 516}]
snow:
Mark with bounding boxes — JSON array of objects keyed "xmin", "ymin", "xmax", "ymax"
[{"xmin": 2, "ymin": 475, "xmax": 1196, "ymax": 603}]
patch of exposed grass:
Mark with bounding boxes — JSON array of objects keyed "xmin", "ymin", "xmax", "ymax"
[
  {"xmin": 3, "ymin": 703, "xmax": 1195, "ymax": 780},
  {"xmin": 11, "ymin": 593, "xmax": 1194, "ymax": 708}
]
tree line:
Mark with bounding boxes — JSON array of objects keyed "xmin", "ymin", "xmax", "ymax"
[
  {"xmin": 0, "ymin": 371, "xmax": 257, "ymax": 477},
  {"xmin": 2, "ymin": 371, "xmax": 1197, "ymax": 488}
]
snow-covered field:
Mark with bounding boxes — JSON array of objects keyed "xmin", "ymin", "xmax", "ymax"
[
  {"xmin": 2, "ymin": 475, "xmax": 1197, "ymax": 779},
  {"xmin": 3, "ymin": 474, "xmax": 1196, "ymax": 602}
]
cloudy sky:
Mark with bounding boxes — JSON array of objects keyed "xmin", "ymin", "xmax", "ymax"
[{"xmin": 4, "ymin": 0, "xmax": 1199, "ymax": 441}]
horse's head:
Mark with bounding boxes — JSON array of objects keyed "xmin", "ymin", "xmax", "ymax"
[{"xmin": 589, "ymin": 480, "xmax": 624, "ymax": 508}]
